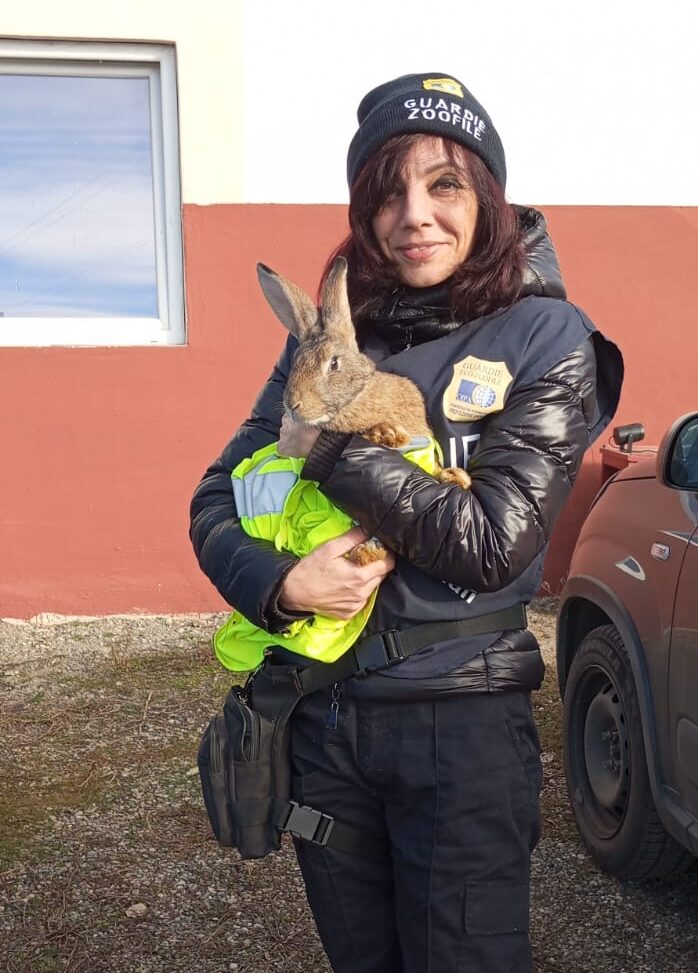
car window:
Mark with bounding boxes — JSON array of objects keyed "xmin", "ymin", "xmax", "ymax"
[{"xmin": 670, "ymin": 417, "xmax": 698, "ymax": 488}]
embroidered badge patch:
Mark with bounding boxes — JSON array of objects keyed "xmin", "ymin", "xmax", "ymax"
[
  {"xmin": 442, "ymin": 356, "xmax": 513, "ymax": 422},
  {"xmin": 422, "ymin": 77, "xmax": 464, "ymax": 98}
]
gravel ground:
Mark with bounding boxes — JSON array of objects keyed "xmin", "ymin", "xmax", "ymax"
[{"xmin": 1, "ymin": 602, "xmax": 696, "ymax": 973}]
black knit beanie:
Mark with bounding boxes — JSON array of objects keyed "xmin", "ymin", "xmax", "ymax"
[{"xmin": 347, "ymin": 73, "xmax": 506, "ymax": 190}]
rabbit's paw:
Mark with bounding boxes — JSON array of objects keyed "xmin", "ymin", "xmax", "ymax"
[
  {"xmin": 364, "ymin": 423, "xmax": 411, "ymax": 448},
  {"xmin": 437, "ymin": 467, "xmax": 472, "ymax": 490},
  {"xmin": 346, "ymin": 537, "xmax": 388, "ymax": 565}
]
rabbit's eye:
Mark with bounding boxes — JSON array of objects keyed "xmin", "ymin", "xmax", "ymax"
[{"xmin": 328, "ymin": 356, "xmax": 341, "ymax": 373}]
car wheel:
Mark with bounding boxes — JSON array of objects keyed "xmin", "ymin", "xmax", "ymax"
[{"xmin": 563, "ymin": 624, "xmax": 692, "ymax": 879}]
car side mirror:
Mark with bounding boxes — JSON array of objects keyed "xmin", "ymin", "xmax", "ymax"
[{"xmin": 657, "ymin": 412, "xmax": 698, "ymax": 490}]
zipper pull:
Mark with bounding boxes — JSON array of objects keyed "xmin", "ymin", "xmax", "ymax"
[{"xmin": 325, "ymin": 682, "xmax": 341, "ymax": 729}]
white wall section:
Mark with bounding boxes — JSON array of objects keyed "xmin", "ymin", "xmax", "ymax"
[
  {"xmin": 1, "ymin": 0, "xmax": 244, "ymax": 204},
  {"xmin": 3, "ymin": 0, "xmax": 696, "ymax": 205},
  {"xmin": 242, "ymin": 0, "xmax": 698, "ymax": 205}
]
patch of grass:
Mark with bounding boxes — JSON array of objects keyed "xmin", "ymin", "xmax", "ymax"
[
  {"xmin": 0, "ymin": 817, "xmax": 25, "ymax": 862},
  {"xmin": 0, "ymin": 644, "xmax": 235, "ymax": 868},
  {"xmin": 34, "ymin": 945, "xmax": 61, "ymax": 972}
]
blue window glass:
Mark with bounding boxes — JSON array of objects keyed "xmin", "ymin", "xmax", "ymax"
[{"xmin": 0, "ymin": 74, "xmax": 158, "ymax": 318}]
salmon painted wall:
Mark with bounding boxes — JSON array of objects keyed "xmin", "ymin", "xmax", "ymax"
[{"xmin": 2, "ymin": 202, "xmax": 696, "ymax": 617}]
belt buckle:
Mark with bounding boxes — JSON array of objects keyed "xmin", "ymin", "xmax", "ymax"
[
  {"xmin": 284, "ymin": 802, "xmax": 335, "ymax": 845},
  {"xmin": 355, "ymin": 630, "xmax": 404, "ymax": 674}
]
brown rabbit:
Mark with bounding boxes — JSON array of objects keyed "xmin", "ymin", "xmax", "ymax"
[{"xmin": 257, "ymin": 256, "xmax": 471, "ymax": 564}]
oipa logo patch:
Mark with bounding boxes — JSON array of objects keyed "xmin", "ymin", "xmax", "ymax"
[
  {"xmin": 423, "ymin": 78, "xmax": 464, "ymax": 98},
  {"xmin": 442, "ymin": 356, "xmax": 513, "ymax": 422}
]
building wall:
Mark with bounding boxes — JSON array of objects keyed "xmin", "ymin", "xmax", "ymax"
[
  {"xmin": 1, "ymin": 1, "xmax": 245, "ymax": 204},
  {"xmin": 1, "ymin": 2, "xmax": 696, "ymax": 617}
]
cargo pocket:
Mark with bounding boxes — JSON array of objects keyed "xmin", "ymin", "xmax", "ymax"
[
  {"xmin": 230, "ymin": 758, "xmax": 278, "ymax": 859},
  {"xmin": 197, "ymin": 716, "xmax": 235, "ymax": 847},
  {"xmin": 464, "ymin": 880, "xmax": 529, "ymax": 935}
]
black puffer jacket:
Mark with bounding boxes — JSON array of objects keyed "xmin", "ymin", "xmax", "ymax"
[{"xmin": 190, "ymin": 208, "xmax": 622, "ymax": 693}]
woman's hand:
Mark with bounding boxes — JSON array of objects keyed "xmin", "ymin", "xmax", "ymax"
[
  {"xmin": 277, "ymin": 415, "xmax": 321, "ymax": 458},
  {"xmin": 279, "ymin": 526, "xmax": 395, "ymax": 619}
]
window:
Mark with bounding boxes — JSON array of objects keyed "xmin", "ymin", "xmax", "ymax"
[
  {"xmin": 670, "ymin": 416, "xmax": 698, "ymax": 489},
  {"xmin": 0, "ymin": 40, "xmax": 184, "ymax": 346}
]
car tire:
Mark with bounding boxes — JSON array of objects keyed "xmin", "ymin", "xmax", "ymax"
[{"xmin": 563, "ymin": 623, "xmax": 692, "ymax": 879}]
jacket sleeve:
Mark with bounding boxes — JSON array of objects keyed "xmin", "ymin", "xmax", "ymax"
[
  {"xmin": 302, "ymin": 337, "xmax": 597, "ymax": 592},
  {"xmin": 189, "ymin": 335, "xmax": 309, "ymax": 632}
]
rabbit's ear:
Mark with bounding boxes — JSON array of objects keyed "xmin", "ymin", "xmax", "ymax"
[
  {"xmin": 257, "ymin": 264, "xmax": 320, "ymax": 341},
  {"xmin": 320, "ymin": 256, "xmax": 358, "ymax": 348}
]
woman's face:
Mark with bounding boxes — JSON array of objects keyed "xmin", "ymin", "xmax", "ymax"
[{"xmin": 371, "ymin": 137, "xmax": 479, "ymax": 288}]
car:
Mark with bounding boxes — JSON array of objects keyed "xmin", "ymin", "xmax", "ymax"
[{"xmin": 556, "ymin": 411, "xmax": 698, "ymax": 879}]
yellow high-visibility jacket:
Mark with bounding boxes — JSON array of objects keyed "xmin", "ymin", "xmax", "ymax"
[{"xmin": 214, "ymin": 437, "xmax": 438, "ymax": 671}]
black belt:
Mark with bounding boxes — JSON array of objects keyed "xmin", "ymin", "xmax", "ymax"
[{"xmin": 296, "ymin": 602, "xmax": 527, "ymax": 696}]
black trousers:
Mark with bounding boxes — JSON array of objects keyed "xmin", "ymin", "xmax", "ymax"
[{"xmin": 290, "ymin": 681, "xmax": 542, "ymax": 973}]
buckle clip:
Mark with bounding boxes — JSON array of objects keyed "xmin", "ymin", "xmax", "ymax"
[
  {"xmin": 283, "ymin": 801, "xmax": 335, "ymax": 846},
  {"xmin": 354, "ymin": 630, "xmax": 405, "ymax": 674}
]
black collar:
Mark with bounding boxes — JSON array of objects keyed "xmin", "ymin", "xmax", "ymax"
[{"xmin": 358, "ymin": 281, "xmax": 458, "ymax": 353}]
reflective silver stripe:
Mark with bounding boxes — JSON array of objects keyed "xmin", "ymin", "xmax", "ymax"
[
  {"xmin": 232, "ymin": 476, "xmax": 249, "ymax": 518},
  {"xmin": 234, "ymin": 468, "xmax": 299, "ymax": 519}
]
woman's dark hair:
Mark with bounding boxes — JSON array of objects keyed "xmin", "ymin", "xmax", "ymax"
[{"xmin": 320, "ymin": 134, "xmax": 525, "ymax": 322}]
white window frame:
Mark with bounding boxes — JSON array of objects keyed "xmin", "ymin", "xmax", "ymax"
[{"xmin": 0, "ymin": 39, "xmax": 185, "ymax": 346}]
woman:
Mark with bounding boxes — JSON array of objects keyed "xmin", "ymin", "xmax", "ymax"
[{"xmin": 191, "ymin": 72, "xmax": 623, "ymax": 973}]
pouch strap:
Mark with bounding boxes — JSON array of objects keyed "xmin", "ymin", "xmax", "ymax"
[
  {"xmin": 232, "ymin": 797, "xmax": 390, "ymax": 864},
  {"xmin": 297, "ymin": 602, "xmax": 527, "ymax": 696},
  {"xmin": 271, "ymin": 798, "xmax": 389, "ymax": 864}
]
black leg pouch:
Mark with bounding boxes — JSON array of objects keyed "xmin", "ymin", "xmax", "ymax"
[{"xmin": 197, "ymin": 665, "xmax": 301, "ymax": 859}]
